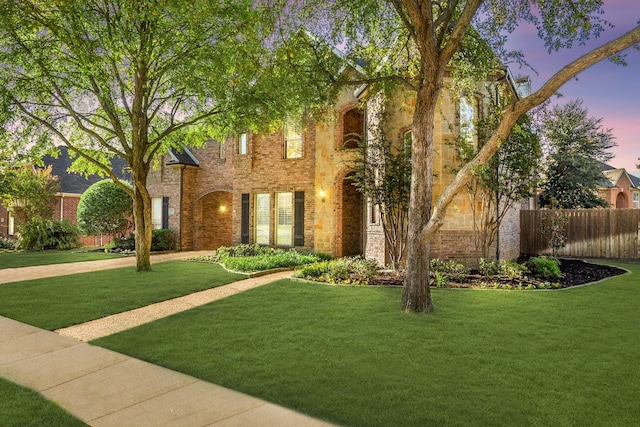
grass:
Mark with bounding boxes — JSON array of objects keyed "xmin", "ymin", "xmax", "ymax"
[
  {"xmin": 0, "ymin": 261, "xmax": 245, "ymax": 330},
  {"xmin": 0, "ymin": 377, "xmax": 86, "ymax": 426},
  {"xmin": 0, "ymin": 250, "xmax": 121, "ymax": 269},
  {"xmin": 92, "ymin": 262, "xmax": 640, "ymax": 427}
]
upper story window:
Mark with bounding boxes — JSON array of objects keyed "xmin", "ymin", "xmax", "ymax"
[
  {"xmin": 459, "ymin": 96, "xmax": 476, "ymax": 146},
  {"xmin": 342, "ymin": 107, "xmax": 364, "ymax": 149},
  {"xmin": 634, "ymin": 192, "xmax": 639, "ymax": 209},
  {"xmin": 238, "ymin": 133, "xmax": 247, "ymax": 155},
  {"xmin": 285, "ymin": 118, "xmax": 303, "ymax": 159},
  {"xmin": 219, "ymin": 139, "xmax": 226, "ymax": 159}
]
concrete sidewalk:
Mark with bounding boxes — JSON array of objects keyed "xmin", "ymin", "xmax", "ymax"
[
  {"xmin": 0, "ymin": 251, "xmax": 216, "ymax": 284},
  {"xmin": 0, "ymin": 317, "xmax": 333, "ymax": 427}
]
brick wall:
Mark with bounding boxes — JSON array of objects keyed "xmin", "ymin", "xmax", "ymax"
[{"xmin": 231, "ymin": 122, "xmax": 316, "ymax": 251}]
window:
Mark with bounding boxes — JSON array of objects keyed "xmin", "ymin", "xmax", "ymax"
[
  {"xmin": 238, "ymin": 133, "xmax": 247, "ymax": 155},
  {"xmin": 459, "ymin": 96, "xmax": 476, "ymax": 146},
  {"xmin": 8, "ymin": 211, "xmax": 14, "ymax": 236},
  {"xmin": 151, "ymin": 197, "xmax": 163, "ymax": 230},
  {"xmin": 255, "ymin": 193, "xmax": 270, "ymax": 245},
  {"xmin": 634, "ymin": 192, "xmax": 639, "ymax": 209},
  {"xmin": 276, "ymin": 192, "xmax": 293, "ymax": 245},
  {"xmin": 219, "ymin": 139, "xmax": 226, "ymax": 159},
  {"xmin": 342, "ymin": 107, "xmax": 364, "ymax": 149},
  {"xmin": 285, "ymin": 118, "xmax": 303, "ymax": 159}
]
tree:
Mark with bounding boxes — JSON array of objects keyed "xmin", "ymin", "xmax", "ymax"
[
  {"xmin": 0, "ymin": 164, "xmax": 59, "ymax": 224},
  {"xmin": 77, "ymin": 179, "xmax": 133, "ymax": 241},
  {"xmin": 350, "ymin": 107, "xmax": 412, "ymax": 270},
  {"xmin": 465, "ymin": 97, "xmax": 541, "ymax": 260},
  {"xmin": 304, "ymin": 1, "xmax": 640, "ymax": 311},
  {"xmin": 0, "ymin": 0, "xmax": 330, "ymax": 271},
  {"xmin": 539, "ymin": 99, "xmax": 614, "ymax": 209}
]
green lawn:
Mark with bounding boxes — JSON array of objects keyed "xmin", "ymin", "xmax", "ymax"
[
  {"xmin": 93, "ymin": 262, "xmax": 640, "ymax": 427},
  {"xmin": 0, "ymin": 261, "xmax": 245, "ymax": 330},
  {"xmin": 0, "ymin": 250, "xmax": 121, "ymax": 269},
  {"xmin": 0, "ymin": 377, "xmax": 86, "ymax": 426}
]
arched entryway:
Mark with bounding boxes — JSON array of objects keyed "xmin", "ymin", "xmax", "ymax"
[
  {"xmin": 338, "ymin": 172, "xmax": 364, "ymax": 257},
  {"xmin": 616, "ymin": 192, "xmax": 629, "ymax": 208},
  {"xmin": 195, "ymin": 191, "xmax": 232, "ymax": 249}
]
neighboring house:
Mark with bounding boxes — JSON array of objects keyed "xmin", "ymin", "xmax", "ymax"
[
  {"xmin": 147, "ymin": 68, "xmax": 525, "ymax": 267},
  {"xmin": 0, "ymin": 146, "xmax": 130, "ymax": 243},
  {"xmin": 598, "ymin": 161, "xmax": 640, "ymax": 208}
]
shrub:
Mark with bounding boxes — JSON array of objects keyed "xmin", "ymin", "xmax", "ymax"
[
  {"xmin": 526, "ymin": 256, "xmax": 561, "ymax": 280},
  {"xmin": 429, "ymin": 258, "xmax": 469, "ymax": 278},
  {"xmin": 18, "ymin": 216, "xmax": 80, "ymax": 250},
  {"xmin": 151, "ymin": 229, "xmax": 174, "ymax": 251},
  {"xmin": 478, "ymin": 258, "xmax": 501, "ymax": 276},
  {"xmin": 295, "ymin": 256, "xmax": 379, "ymax": 285},
  {"xmin": 0, "ymin": 237, "xmax": 19, "ymax": 251},
  {"xmin": 111, "ymin": 229, "xmax": 175, "ymax": 252}
]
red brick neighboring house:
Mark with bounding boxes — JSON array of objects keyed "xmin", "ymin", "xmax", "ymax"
[
  {"xmin": 0, "ymin": 146, "xmax": 130, "ymax": 244},
  {"xmin": 598, "ymin": 161, "xmax": 640, "ymax": 208}
]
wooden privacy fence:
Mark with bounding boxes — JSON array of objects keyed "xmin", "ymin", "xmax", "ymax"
[{"xmin": 521, "ymin": 209, "xmax": 640, "ymax": 259}]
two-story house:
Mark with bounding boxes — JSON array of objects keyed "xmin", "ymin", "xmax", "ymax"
[{"xmin": 146, "ymin": 66, "xmax": 526, "ymax": 267}]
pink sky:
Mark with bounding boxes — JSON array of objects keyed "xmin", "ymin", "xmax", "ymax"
[{"xmin": 504, "ymin": 0, "xmax": 640, "ymax": 172}]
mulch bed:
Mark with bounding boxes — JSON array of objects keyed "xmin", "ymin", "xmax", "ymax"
[{"xmin": 369, "ymin": 259, "xmax": 627, "ymax": 289}]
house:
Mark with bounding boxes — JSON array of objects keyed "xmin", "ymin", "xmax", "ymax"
[
  {"xmin": 147, "ymin": 69, "xmax": 525, "ymax": 267},
  {"xmin": 598, "ymin": 161, "xmax": 640, "ymax": 208},
  {"xmin": 0, "ymin": 146, "xmax": 130, "ymax": 244}
]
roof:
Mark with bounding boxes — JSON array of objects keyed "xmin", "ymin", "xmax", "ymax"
[
  {"xmin": 41, "ymin": 146, "xmax": 130, "ymax": 194},
  {"xmin": 166, "ymin": 147, "xmax": 199, "ymax": 167},
  {"xmin": 597, "ymin": 161, "xmax": 640, "ymax": 189}
]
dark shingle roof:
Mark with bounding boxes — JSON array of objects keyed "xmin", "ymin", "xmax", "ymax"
[
  {"xmin": 41, "ymin": 146, "xmax": 130, "ymax": 194},
  {"xmin": 166, "ymin": 148, "xmax": 199, "ymax": 166},
  {"xmin": 597, "ymin": 160, "xmax": 639, "ymax": 189}
]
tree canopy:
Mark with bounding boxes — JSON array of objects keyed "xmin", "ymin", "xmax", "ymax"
[
  {"xmin": 539, "ymin": 99, "xmax": 614, "ymax": 209},
  {"xmin": 300, "ymin": 0, "xmax": 640, "ymax": 311},
  {"xmin": 0, "ymin": 0, "xmax": 333, "ymax": 270}
]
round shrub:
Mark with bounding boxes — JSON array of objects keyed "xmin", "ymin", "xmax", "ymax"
[{"xmin": 526, "ymin": 256, "xmax": 561, "ymax": 280}]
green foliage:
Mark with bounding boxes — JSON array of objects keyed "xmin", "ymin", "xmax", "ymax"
[
  {"xmin": 112, "ymin": 229, "xmax": 174, "ymax": 252},
  {"xmin": 0, "ymin": 164, "xmax": 59, "ymax": 223},
  {"xmin": 540, "ymin": 100, "xmax": 613, "ymax": 209},
  {"xmin": 526, "ymin": 256, "xmax": 561, "ymax": 280},
  {"xmin": 478, "ymin": 258, "xmax": 528, "ymax": 279},
  {"xmin": 18, "ymin": 216, "xmax": 80, "ymax": 251},
  {"xmin": 216, "ymin": 243, "xmax": 273, "ymax": 258},
  {"xmin": 429, "ymin": 258, "xmax": 470, "ymax": 279},
  {"xmin": 349, "ymin": 113, "xmax": 411, "ymax": 270},
  {"xmin": 0, "ymin": 237, "xmax": 19, "ymax": 251},
  {"xmin": 151, "ymin": 229, "xmax": 175, "ymax": 251},
  {"xmin": 77, "ymin": 179, "xmax": 133, "ymax": 237},
  {"xmin": 215, "ymin": 244, "xmax": 324, "ymax": 272},
  {"xmin": 295, "ymin": 256, "xmax": 379, "ymax": 285}
]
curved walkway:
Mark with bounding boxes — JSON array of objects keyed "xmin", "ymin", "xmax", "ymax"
[{"xmin": 0, "ymin": 253, "xmax": 332, "ymax": 426}]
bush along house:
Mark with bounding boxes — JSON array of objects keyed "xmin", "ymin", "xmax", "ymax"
[{"xmin": 146, "ymin": 68, "xmax": 529, "ymax": 268}]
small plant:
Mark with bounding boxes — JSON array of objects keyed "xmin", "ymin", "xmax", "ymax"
[
  {"xmin": 432, "ymin": 271, "xmax": 449, "ymax": 288},
  {"xmin": 295, "ymin": 256, "xmax": 379, "ymax": 285},
  {"xmin": 499, "ymin": 260, "xmax": 528, "ymax": 279},
  {"xmin": 478, "ymin": 258, "xmax": 501, "ymax": 276},
  {"xmin": 430, "ymin": 258, "xmax": 469, "ymax": 282},
  {"xmin": 151, "ymin": 229, "xmax": 174, "ymax": 251},
  {"xmin": 0, "ymin": 237, "xmax": 19, "ymax": 251},
  {"xmin": 526, "ymin": 256, "xmax": 561, "ymax": 280}
]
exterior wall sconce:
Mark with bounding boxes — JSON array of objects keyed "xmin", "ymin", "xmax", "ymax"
[
  {"xmin": 319, "ymin": 188, "xmax": 326, "ymax": 203},
  {"xmin": 219, "ymin": 205, "xmax": 227, "ymax": 213}
]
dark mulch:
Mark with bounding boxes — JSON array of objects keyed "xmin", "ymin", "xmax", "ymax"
[{"xmin": 369, "ymin": 259, "xmax": 627, "ymax": 289}]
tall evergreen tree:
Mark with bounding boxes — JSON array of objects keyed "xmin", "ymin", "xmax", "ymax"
[{"xmin": 540, "ymin": 100, "xmax": 615, "ymax": 209}]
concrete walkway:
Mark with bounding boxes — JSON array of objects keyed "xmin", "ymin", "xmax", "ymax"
[
  {"xmin": 0, "ymin": 316, "xmax": 332, "ymax": 426},
  {"xmin": 0, "ymin": 252, "xmax": 334, "ymax": 426}
]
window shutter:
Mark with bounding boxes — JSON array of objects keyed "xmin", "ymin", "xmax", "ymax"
[
  {"xmin": 162, "ymin": 197, "xmax": 169, "ymax": 229},
  {"xmin": 241, "ymin": 193, "xmax": 250, "ymax": 244},
  {"xmin": 294, "ymin": 191, "xmax": 304, "ymax": 246}
]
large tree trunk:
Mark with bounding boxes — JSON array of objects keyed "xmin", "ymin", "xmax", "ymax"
[
  {"xmin": 131, "ymin": 168, "xmax": 152, "ymax": 272},
  {"xmin": 402, "ymin": 77, "xmax": 441, "ymax": 312}
]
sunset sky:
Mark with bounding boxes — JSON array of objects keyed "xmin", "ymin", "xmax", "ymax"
[{"xmin": 504, "ymin": 0, "xmax": 640, "ymax": 173}]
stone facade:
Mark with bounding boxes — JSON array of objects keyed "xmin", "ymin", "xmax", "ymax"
[{"xmin": 147, "ymin": 79, "xmax": 523, "ymax": 267}]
